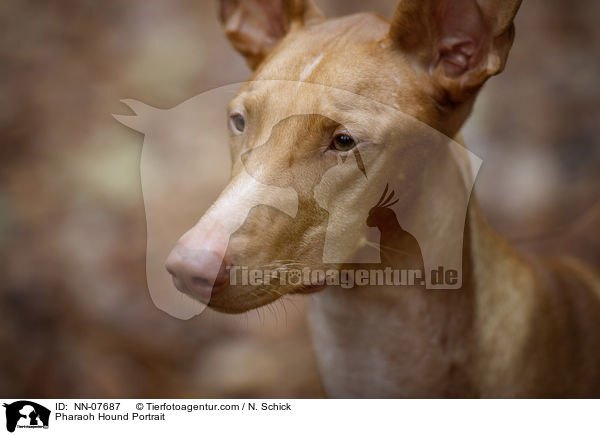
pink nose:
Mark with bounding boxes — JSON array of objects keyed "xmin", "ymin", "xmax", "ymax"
[{"xmin": 165, "ymin": 246, "xmax": 230, "ymax": 300}]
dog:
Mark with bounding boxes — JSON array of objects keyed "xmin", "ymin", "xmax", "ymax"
[{"xmin": 164, "ymin": 0, "xmax": 600, "ymax": 397}]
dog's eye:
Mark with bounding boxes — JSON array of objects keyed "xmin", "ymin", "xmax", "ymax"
[
  {"xmin": 229, "ymin": 114, "xmax": 246, "ymax": 133},
  {"xmin": 331, "ymin": 134, "xmax": 356, "ymax": 152}
]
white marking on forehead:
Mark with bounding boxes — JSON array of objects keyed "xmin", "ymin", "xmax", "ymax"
[
  {"xmin": 298, "ymin": 53, "xmax": 324, "ymax": 87},
  {"xmin": 393, "ymin": 76, "xmax": 401, "ymax": 85}
]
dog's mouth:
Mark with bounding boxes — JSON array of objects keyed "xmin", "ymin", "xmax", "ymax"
[
  {"xmin": 204, "ymin": 278, "xmax": 326, "ymax": 314},
  {"xmin": 205, "ymin": 286, "xmax": 286, "ymax": 314},
  {"xmin": 169, "ymin": 273, "xmax": 229, "ymax": 302}
]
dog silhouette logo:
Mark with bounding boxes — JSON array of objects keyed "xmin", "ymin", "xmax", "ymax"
[
  {"xmin": 3, "ymin": 401, "xmax": 50, "ymax": 433},
  {"xmin": 113, "ymin": 80, "xmax": 482, "ymax": 319}
]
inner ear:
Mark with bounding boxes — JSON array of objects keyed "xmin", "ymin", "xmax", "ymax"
[
  {"xmin": 220, "ymin": 0, "xmax": 289, "ymax": 68},
  {"xmin": 435, "ymin": 0, "xmax": 487, "ymax": 77},
  {"xmin": 220, "ymin": 0, "xmax": 325, "ymax": 70},
  {"xmin": 389, "ymin": 0, "xmax": 521, "ymax": 104}
]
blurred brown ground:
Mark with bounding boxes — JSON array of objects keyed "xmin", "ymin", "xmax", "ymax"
[{"xmin": 0, "ymin": 0, "xmax": 598, "ymax": 397}]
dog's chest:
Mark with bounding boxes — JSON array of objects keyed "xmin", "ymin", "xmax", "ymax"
[{"xmin": 309, "ymin": 287, "xmax": 472, "ymax": 398}]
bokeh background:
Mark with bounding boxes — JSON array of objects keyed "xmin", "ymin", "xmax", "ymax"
[{"xmin": 1, "ymin": 0, "xmax": 598, "ymax": 397}]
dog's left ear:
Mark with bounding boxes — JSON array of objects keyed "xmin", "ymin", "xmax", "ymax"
[
  {"xmin": 219, "ymin": 0, "xmax": 325, "ymax": 70},
  {"xmin": 389, "ymin": 0, "xmax": 522, "ymax": 104}
]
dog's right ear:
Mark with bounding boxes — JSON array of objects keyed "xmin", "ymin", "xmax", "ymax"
[{"xmin": 219, "ymin": 0, "xmax": 324, "ymax": 70}]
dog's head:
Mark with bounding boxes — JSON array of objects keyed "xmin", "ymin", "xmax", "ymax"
[{"xmin": 165, "ymin": 0, "xmax": 521, "ymax": 313}]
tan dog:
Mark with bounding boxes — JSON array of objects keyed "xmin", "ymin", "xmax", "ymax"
[{"xmin": 165, "ymin": 0, "xmax": 600, "ymax": 397}]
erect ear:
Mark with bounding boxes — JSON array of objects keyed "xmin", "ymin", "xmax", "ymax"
[
  {"xmin": 389, "ymin": 0, "xmax": 522, "ymax": 104},
  {"xmin": 219, "ymin": 0, "xmax": 325, "ymax": 70}
]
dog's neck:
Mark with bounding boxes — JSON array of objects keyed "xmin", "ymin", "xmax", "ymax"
[{"xmin": 309, "ymin": 196, "xmax": 534, "ymax": 398}]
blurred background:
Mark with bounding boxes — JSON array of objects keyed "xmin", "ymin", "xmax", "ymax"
[{"xmin": 0, "ymin": 0, "xmax": 598, "ymax": 397}]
